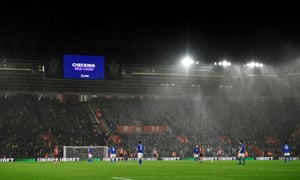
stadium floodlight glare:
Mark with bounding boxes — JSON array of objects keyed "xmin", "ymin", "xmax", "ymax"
[
  {"xmin": 246, "ymin": 61, "xmax": 264, "ymax": 68},
  {"xmin": 181, "ymin": 56, "xmax": 194, "ymax": 67},
  {"xmin": 214, "ymin": 60, "xmax": 231, "ymax": 67}
]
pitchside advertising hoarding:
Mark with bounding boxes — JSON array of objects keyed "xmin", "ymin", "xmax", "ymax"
[{"xmin": 63, "ymin": 54, "xmax": 105, "ymax": 80}]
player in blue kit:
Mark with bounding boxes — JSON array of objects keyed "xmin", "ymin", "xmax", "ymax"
[
  {"xmin": 193, "ymin": 144, "xmax": 199, "ymax": 163},
  {"xmin": 282, "ymin": 141, "xmax": 291, "ymax": 163},
  {"xmin": 238, "ymin": 140, "xmax": 245, "ymax": 165},
  {"xmin": 137, "ymin": 141, "xmax": 144, "ymax": 165},
  {"xmin": 110, "ymin": 145, "xmax": 117, "ymax": 163},
  {"xmin": 88, "ymin": 145, "xmax": 94, "ymax": 164}
]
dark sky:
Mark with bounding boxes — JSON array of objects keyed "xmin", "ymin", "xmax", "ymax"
[{"xmin": 1, "ymin": 1, "xmax": 300, "ymax": 65}]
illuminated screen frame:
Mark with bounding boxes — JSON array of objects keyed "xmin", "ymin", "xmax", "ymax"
[{"xmin": 63, "ymin": 54, "xmax": 105, "ymax": 80}]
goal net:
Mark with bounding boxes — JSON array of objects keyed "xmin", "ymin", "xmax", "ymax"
[{"xmin": 63, "ymin": 146, "xmax": 108, "ymax": 161}]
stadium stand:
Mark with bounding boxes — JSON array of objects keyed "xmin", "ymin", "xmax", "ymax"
[{"xmin": 0, "ymin": 58, "xmax": 300, "ymax": 160}]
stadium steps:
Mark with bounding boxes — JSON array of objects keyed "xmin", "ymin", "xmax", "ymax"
[{"xmin": 252, "ymin": 145, "xmax": 264, "ymax": 157}]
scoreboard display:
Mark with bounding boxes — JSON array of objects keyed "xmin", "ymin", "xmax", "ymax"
[{"xmin": 63, "ymin": 54, "xmax": 105, "ymax": 80}]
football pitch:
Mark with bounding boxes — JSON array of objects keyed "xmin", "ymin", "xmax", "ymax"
[{"xmin": 0, "ymin": 160, "xmax": 299, "ymax": 180}]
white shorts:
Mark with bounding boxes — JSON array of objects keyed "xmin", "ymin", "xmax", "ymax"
[
  {"xmin": 238, "ymin": 153, "xmax": 245, "ymax": 158},
  {"xmin": 110, "ymin": 154, "xmax": 116, "ymax": 158},
  {"xmin": 88, "ymin": 154, "xmax": 93, "ymax": 159},
  {"xmin": 194, "ymin": 154, "xmax": 199, "ymax": 158},
  {"xmin": 138, "ymin": 153, "xmax": 143, "ymax": 159},
  {"xmin": 284, "ymin": 153, "xmax": 290, "ymax": 156}
]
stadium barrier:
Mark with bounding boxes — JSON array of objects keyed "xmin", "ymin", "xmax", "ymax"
[
  {"xmin": 103, "ymin": 157, "xmax": 180, "ymax": 161},
  {"xmin": 37, "ymin": 158, "xmax": 80, "ymax": 162},
  {"xmin": 256, "ymin": 157, "xmax": 299, "ymax": 160},
  {"xmin": 15, "ymin": 158, "xmax": 35, "ymax": 162},
  {"xmin": 183, "ymin": 157, "xmax": 254, "ymax": 160},
  {"xmin": 0, "ymin": 158, "xmax": 14, "ymax": 162},
  {"xmin": 278, "ymin": 157, "xmax": 299, "ymax": 160},
  {"xmin": 103, "ymin": 157, "xmax": 159, "ymax": 161},
  {"xmin": 3, "ymin": 157, "xmax": 297, "ymax": 163},
  {"xmin": 256, "ymin": 157, "xmax": 274, "ymax": 160},
  {"xmin": 202, "ymin": 157, "xmax": 237, "ymax": 160},
  {"xmin": 161, "ymin": 157, "xmax": 180, "ymax": 161}
]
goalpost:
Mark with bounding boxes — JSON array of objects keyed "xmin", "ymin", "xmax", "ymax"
[{"xmin": 63, "ymin": 146, "xmax": 108, "ymax": 161}]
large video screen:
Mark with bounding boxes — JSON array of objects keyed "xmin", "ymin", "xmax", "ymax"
[{"xmin": 63, "ymin": 54, "xmax": 105, "ymax": 80}]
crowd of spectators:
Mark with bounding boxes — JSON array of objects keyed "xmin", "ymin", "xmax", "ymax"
[
  {"xmin": 90, "ymin": 96, "xmax": 300, "ymax": 158},
  {"xmin": 0, "ymin": 94, "xmax": 103, "ymax": 159},
  {"xmin": 0, "ymin": 94, "xmax": 299, "ymax": 159}
]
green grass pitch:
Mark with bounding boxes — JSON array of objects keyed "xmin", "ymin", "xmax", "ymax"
[{"xmin": 0, "ymin": 160, "xmax": 299, "ymax": 180}]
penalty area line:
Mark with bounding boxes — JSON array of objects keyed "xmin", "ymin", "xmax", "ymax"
[{"xmin": 112, "ymin": 177, "xmax": 132, "ymax": 180}]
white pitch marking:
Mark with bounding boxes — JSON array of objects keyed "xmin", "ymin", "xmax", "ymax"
[{"xmin": 112, "ymin": 177, "xmax": 132, "ymax": 180}]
